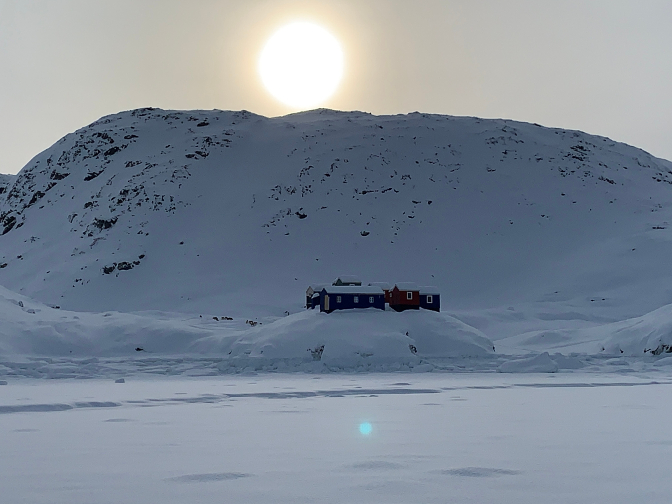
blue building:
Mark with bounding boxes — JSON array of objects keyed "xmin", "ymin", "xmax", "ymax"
[
  {"xmin": 319, "ymin": 286, "xmax": 385, "ymax": 313},
  {"xmin": 419, "ymin": 286, "xmax": 440, "ymax": 312}
]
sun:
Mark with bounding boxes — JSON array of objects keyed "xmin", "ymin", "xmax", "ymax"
[{"xmin": 259, "ymin": 22, "xmax": 344, "ymax": 109}]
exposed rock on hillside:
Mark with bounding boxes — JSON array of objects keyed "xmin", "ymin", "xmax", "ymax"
[{"xmin": 1, "ymin": 108, "xmax": 671, "ymax": 326}]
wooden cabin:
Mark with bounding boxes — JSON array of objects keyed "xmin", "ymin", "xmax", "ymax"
[
  {"xmin": 419, "ymin": 286, "xmax": 440, "ymax": 312},
  {"xmin": 389, "ymin": 282, "xmax": 420, "ymax": 312},
  {"xmin": 319, "ymin": 286, "xmax": 385, "ymax": 313}
]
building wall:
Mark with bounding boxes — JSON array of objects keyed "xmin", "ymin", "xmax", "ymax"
[
  {"xmin": 319, "ymin": 292, "xmax": 385, "ymax": 312},
  {"xmin": 390, "ymin": 287, "xmax": 420, "ymax": 306},
  {"xmin": 419, "ymin": 294, "xmax": 440, "ymax": 312}
]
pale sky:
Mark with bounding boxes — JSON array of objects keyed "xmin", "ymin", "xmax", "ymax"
[{"xmin": 1, "ymin": 0, "xmax": 671, "ymax": 175}]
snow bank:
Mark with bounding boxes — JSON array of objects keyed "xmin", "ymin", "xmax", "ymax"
[
  {"xmin": 195, "ymin": 309, "xmax": 494, "ymax": 369},
  {"xmin": 0, "ymin": 285, "xmax": 216, "ymax": 357},
  {"xmin": 593, "ymin": 303, "xmax": 672, "ymax": 356},
  {"xmin": 550, "ymin": 353, "xmax": 585, "ymax": 370},
  {"xmin": 497, "ymin": 352, "xmax": 559, "ymax": 373},
  {"xmin": 495, "ymin": 302, "xmax": 672, "ymax": 357},
  {"xmin": 0, "ymin": 286, "xmax": 493, "ymax": 370},
  {"xmin": 540, "ymin": 303, "xmax": 672, "ymax": 356}
]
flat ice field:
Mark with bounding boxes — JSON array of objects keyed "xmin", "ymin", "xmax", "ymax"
[{"xmin": 2, "ymin": 372, "xmax": 671, "ymax": 504}]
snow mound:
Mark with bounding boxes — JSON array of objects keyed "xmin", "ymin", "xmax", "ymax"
[
  {"xmin": 0, "ymin": 285, "xmax": 215, "ymax": 358},
  {"xmin": 652, "ymin": 356, "xmax": 672, "ymax": 367},
  {"xmin": 497, "ymin": 352, "xmax": 559, "ymax": 373},
  {"xmin": 0, "ymin": 285, "xmax": 492, "ymax": 370},
  {"xmin": 550, "ymin": 353, "xmax": 585, "ymax": 369},
  {"xmin": 194, "ymin": 309, "xmax": 494, "ymax": 370}
]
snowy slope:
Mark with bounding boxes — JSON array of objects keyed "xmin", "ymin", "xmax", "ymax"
[
  {"xmin": 496, "ymin": 302, "xmax": 672, "ymax": 356},
  {"xmin": 1, "ymin": 108, "xmax": 672, "ymax": 339},
  {"xmin": 0, "ymin": 173, "xmax": 14, "ymax": 204},
  {"xmin": 0, "ymin": 283, "xmax": 492, "ymax": 365}
]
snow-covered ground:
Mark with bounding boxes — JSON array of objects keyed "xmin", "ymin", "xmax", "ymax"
[
  {"xmin": 2, "ymin": 107, "xmax": 672, "ymax": 361},
  {"xmin": 2, "ymin": 373, "xmax": 672, "ymax": 504},
  {"xmin": 2, "ymin": 108, "xmax": 672, "ymax": 330},
  {"xmin": 5, "ymin": 279, "xmax": 672, "ymax": 368},
  {"xmin": 0, "ymin": 282, "xmax": 495, "ymax": 370},
  {"xmin": 3, "ymin": 108, "xmax": 672, "ymax": 501}
]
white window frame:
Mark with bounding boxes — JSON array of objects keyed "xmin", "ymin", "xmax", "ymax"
[
  {"xmin": 407, "ymin": 291, "xmax": 413, "ymax": 300},
  {"xmin": 337, "ymin": 296, "xmax": 342, "ymax": 303},
  {"xmin": 354, "ymin": 296, "xmax": 359, "ymax": 303},
  {"xmin": 369, "ymin": 296, "xmax": 374, "ymax": 303},
  {"xmin": 427, "ymin": 295, "xmax": 433, "ymax": 304}
]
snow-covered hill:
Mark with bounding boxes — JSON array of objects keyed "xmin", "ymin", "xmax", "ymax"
[
  {"xmin": 0, "ymin": 283, "xmax": 493, "ymax": 369},
  {"xmin": 2, "ymin": 107, "xmax": 672, "ymax": 342},
  {"xmin": 496, "ymin": 301, "xmax": 672, "ymax": 356},
  {"xmin": 0, "ymin": 173, "xmax": 14, "ymax": 203}
]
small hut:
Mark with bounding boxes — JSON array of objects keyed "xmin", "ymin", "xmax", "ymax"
[
  {"xmin": 389, "ymin": 282, "xmax": 420, "ymax": 312},
  {"xmin": 419, "ymin": 286, "xmax": 440, "ymax": 312}
]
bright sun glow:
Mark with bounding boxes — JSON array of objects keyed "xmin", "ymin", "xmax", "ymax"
[{"xmin": 259, "ymin": 22, "xmax": 343, "ymax": 109}]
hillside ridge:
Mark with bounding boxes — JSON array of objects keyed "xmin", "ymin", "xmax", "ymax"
[{"xmin": 1, "ymin": 108, "xmax": 672, "ymax": 341}]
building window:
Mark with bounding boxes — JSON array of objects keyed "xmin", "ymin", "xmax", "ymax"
[
  {"xmin": 337, "ymin": 296, "xmax": 341, "ymax": 303},
  {"xmin": 427, "ymin": 295, "xmax": 433, "ymax": 304},
  {"xmin": 354, "ymin": 296, "xmax": 359, "ymax": 303},
  {"xmin": 407, "ymin": 291, "xmax": 413, "ymax": 300},
  {"xmin": 369, "ymin": 296, "xmax": 374, "ymax": 303}
]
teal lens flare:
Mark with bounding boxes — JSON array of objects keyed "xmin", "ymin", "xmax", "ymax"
[{"xmin": 359, "ymin": 422, "xmax": 372, "ymax": 435}]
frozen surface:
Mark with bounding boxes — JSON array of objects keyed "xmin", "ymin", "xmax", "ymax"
[
  {"xmin": 2, "ymin": 373, "xmax": 672, "ymax": 504},
  {"xmin": 497, "ymin": 352, "xmax": 559, "ymax": 373}
]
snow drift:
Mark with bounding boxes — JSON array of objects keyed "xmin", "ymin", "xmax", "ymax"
[
  {"xmin": 497, "ymin": 352, "xmax": 559, "ymax": 373},
  {"xmin": 204, "ymin": 308, "xmax": 495, "ymax": 366},
  {"xmin": 0, "ymin": 285, "xmax": 493, "ymax": 368},
  {"xmin": 496, "ymin": 302, "xmax": 672, "ymax": 357}
]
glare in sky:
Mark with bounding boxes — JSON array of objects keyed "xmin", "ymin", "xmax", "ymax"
[{"xmin": 258, "ymin": 22, "xmax": 344, "ymax": 109}]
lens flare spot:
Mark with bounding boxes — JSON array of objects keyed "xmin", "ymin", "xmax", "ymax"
[{"xmin": 359, "ymin": 422, "xmax": 373, "ymax": 435}]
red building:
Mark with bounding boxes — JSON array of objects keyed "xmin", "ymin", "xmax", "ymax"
[
  {"xmin": 368, "ymin": 282, "xmax": 392, "ymax": 303},
  {"xmin": 389, "ymin": 282, "xmax": 420, "ymax": 311}
]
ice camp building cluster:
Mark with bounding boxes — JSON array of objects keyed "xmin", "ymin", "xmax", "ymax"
[{"xmin": 306, "ymin": 276, "xmax": 440, "ymax": 313}]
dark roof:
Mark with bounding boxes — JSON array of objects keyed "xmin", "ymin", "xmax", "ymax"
[
  {"xmin": 333, "ymin": 275, "xmax": 362, "ymax": 284},
  {"xmin": 394, "ymin": 282, "xmax": 420, "ymax": 291},
  {"xmin": 321, "ymin": 286, "xmax": 384, "ymax": 295},
  {"xmin": 307, "ymin": 283, "xmax": 329, "ymax": 293}
]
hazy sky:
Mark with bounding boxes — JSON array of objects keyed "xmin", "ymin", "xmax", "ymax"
[{"xmin": 1, "ymin": 0, "xmax": 671, "ymax": 174}]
